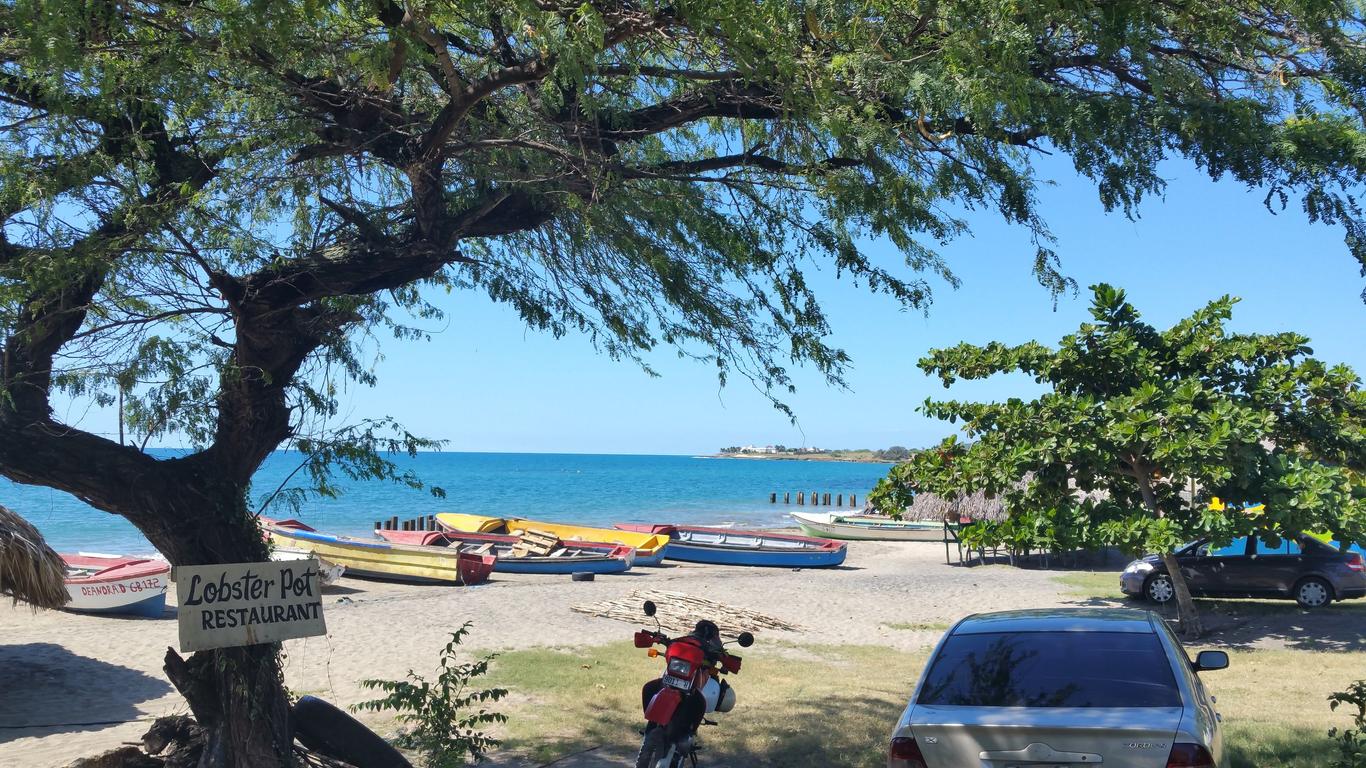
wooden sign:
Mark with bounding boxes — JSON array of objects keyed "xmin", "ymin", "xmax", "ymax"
[{"xmin": 175, "ymin": 560, "xmax": 326, "ymax": 652}]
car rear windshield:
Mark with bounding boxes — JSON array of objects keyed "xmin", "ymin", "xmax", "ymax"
[{"xmin": 918, "ymin": 631, "xmax": 1181, "ymax": 708}]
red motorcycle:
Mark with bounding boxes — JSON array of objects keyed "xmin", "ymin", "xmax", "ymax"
[{"xmin": 633, "ymin": 600, "xmax": 754, "ymax": 768}]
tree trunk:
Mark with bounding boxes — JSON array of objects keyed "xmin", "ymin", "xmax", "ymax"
[
  {"xmin": 1159, "ymin": 551, "xmax": 1204, "ymax": 638},
  {"xmin": 139, "ymin": 470, "xmax": 294, "ymax": 768},
  {"xmin": 1132, "ymin": 463, "xmax": 1204, "ymax": 639},
  {"xmin": 163, "ymin": 644, "xmax": 292, "ymax": 768}
]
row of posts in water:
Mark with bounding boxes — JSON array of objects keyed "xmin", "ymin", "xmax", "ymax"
[
  {"xmin": 376, "ymin": 515, "xmax": 438, "ymax": 531},
  {"xmin": 770, "ymin": 491, "xmax": 857, "ymax": 507}
]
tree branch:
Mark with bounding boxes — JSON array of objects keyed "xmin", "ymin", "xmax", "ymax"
[{"xmin": 636, "ymin": 152, "xmax": 864, "ymax": 177}]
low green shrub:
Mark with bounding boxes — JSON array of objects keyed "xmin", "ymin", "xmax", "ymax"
[
  {"xmin": 353, "ymin": 623, "xmax": 508, "ymax": 768},
  {"xmin": 1329, "ymin": 680, "xmax": 1366, "ymax": 768}
]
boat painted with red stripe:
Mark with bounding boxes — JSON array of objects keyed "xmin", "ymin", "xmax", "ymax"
[{"xmin": 62, "ymin": 554, "xmax": 170, "ymax": 618}]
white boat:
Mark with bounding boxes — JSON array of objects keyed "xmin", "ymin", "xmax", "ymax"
[
  {"xmin": 790, "ymin": 512, "xmax": 946, "ymax": 542},
  {"xmin": 62, "ymin": 553, "xmax": 171, "ymax": 618},
  {"xmin": 272, "ymin": 547, "xmax": 347, "ymax": 586}
]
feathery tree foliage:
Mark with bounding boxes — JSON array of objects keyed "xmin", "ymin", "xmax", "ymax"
[
  {"xmin": 6, "ymin": 1, "xmax": 1366, "ymax": 764},
  {"xmin": 872, "ymin": 284, "xmax": 1365, "ymax": 637}
]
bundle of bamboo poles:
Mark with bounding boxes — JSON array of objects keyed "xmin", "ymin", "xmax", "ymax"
[{"xmin": 571, "ymin": 588, "xmax": 799, "ymax": 635}]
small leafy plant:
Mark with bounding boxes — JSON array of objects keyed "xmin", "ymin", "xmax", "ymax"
[
  {"xmin": 353, "ymin": 623, "xmax": 508, "ymax": 767},
  {"xmin": 1329, "ymin": 680, "xmax": 1366, "ymax": 768}
]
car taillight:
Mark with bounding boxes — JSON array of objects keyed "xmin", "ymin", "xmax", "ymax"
[
  {"xmin": 888, "ymin": 736, "xmax": 928, "ymax": 768},
  {"xmin": 1166, "ymin": 743, "xmax": 1216, "ymax": 767},
  {"xmin": 1347, "ymin": 553, "xmax": 1364, "ymax": 572}
]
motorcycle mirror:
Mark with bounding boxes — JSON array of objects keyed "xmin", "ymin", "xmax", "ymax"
[
  {"xmin": 737, "ymin": 632, "xmax": 754, "ymax": 648},
  {"xmin": 643, "ymin": 600, "xmax": 657, "ymax": 617}
]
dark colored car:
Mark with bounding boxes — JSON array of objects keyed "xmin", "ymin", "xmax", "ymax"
[{"xmin": 1121, "ymin": 534, "xmax": 1366, "ymax": 608}]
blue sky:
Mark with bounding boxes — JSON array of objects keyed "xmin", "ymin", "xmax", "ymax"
[{"xmin": 55, "ymin": 155, "xmax": 1366, "ymax": 455}]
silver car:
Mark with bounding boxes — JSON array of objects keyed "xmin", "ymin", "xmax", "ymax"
[{"xmin": 888, "ymin": 609, "xmax": 1228, "ymax": 768}]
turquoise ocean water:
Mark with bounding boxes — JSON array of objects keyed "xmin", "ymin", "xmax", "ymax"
[{"xmin": 2, "ymin": 452, "xmax": 889, "ymax": 555}]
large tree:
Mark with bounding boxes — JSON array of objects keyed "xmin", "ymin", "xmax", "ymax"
[
  {"xmin": 5, "ymin": 1, "xmax": 1366, "ymax": 764},
  {"xmin": 872, "ymin": 284, "xmax": 1365, "ymax": 637}
]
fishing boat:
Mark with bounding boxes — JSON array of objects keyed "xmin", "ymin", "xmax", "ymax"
[
  {"xmin": 264, "ymin": 519, "xmax": 494, "ymax": 586},
  {"xmin": 271, "ymin": 548, "xmax": 347, "ymax": 586},
  {"xmin": 790, "ymin": 511, "xmax": 947, "ymax": 542},
  {"xmin": 377, "ymin": 529, "xmax": 636, "ymax": 575},
  {"xmin": 62, "ymin": 553, "xmax": 171, "ymax": 618},
  {"xmin": 260, "ymin": 517, "xmax": 347, "ymax": 584},
  {"xmin": 614, "ymin": 524, "xmax": 847, "ymax": 567},
  {"xmin": 435, "ymin": 513, "xmax": 669, "ymax": 565}
]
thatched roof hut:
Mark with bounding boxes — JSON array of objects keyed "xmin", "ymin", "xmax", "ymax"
[
  {"xmin": 899, "ymin": 489, "xmax": 1010, "ymax": 522},
  {"xmin": 0, "ymin": 504, "xmax": 69, "ymax": 610}
]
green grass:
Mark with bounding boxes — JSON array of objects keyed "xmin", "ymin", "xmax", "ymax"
[
  {"xmin": 883, "ymin": 621, "xmax": 951, "ymax": 632},
  {"xmin": 1213, "ymin": 649, "xmax": 1361, "ymax": 767},
  {"xmin": 1052, "ymin": 570, "xmax": 1124, "ymax": 598},
  {"xmin": 480, "ymin": 642, "xmax": 928, "ymax": 766},
  {"xmin": 468, "ymin": 642, "xmax": 1362, "ymax": 768}
]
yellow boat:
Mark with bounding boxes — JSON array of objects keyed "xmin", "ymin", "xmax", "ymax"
[
  {"xmin": 265, "ymin": 519, "xmax": 495, "ymax": 585},
  {"xmin": 435, "ymin": 513, "xmax": 669, "ymax": 565}
]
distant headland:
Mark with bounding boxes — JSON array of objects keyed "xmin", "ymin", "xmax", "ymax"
[{"xmin": 712, "ymin": 445, "xmax": 910, "ymax": 463}]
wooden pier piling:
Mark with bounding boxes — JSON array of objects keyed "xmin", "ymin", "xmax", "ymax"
[{"xmin": 768, "ymin": 490, "xmax": 861, "ymax": 506}]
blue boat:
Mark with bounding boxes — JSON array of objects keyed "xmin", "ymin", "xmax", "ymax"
[
  {"xmin": 614, "ymin": 524, "xmax": 847, "ymax": 568},
  {"xmin": 377, "ymin": 529, "xmax": 635, "ymax": 575}
]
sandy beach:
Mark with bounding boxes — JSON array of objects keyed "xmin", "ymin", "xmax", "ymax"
[{"xmin": 2, "ymin": 539, "xmax": 1359, "ymax": 767}]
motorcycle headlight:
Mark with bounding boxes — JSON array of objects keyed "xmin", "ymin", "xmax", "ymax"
[{"xmin": 667, "ymin": 658, "xmax": 693, "ymax": 677}]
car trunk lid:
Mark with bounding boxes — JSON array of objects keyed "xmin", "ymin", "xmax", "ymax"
[{"xmin": 908, "ymin": 705, "xmax": 1183, "ymax": 768}]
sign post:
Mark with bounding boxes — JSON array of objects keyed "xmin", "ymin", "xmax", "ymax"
[{"xmin": 175, "ymin": 560, "xmax": 327, "ymax": 653}]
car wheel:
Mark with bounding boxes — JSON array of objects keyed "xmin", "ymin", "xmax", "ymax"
[
  {"xmin": 1294, "ymin": 577, "xmax": 1333, "ymax": 609},
  {"xmin": 1145, "ymin": 573, "xmax": 1175, "ymax": 604}
]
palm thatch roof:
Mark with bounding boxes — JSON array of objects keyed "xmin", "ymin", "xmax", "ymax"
[
  {"xmin": 895, "ymin": 474, "xmax": 1120, "ymax": 523},
  {"xmin": 898, "ymin": 489, "xmax": 1010, "ymax": 523},
  {"xmin": 0, "ymin": 504, "xmax": 69, "ymax": 610}
]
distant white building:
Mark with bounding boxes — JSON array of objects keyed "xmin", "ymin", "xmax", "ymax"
[{"xmin": 761, "ymin": 445, "xmax": 777, "ymax": 454}]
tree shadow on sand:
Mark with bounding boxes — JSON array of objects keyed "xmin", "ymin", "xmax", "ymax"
[
  {"xmin": 700, "ymin": 693, "xmax": 905, "ymax": 767},
  {"xmin": 1061, "ymin": 593, "xmax": 1366, "ymax": 651},
  {"xmin": 0, "ymin": 642, "xmax": 172, "ymax": 743}
]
